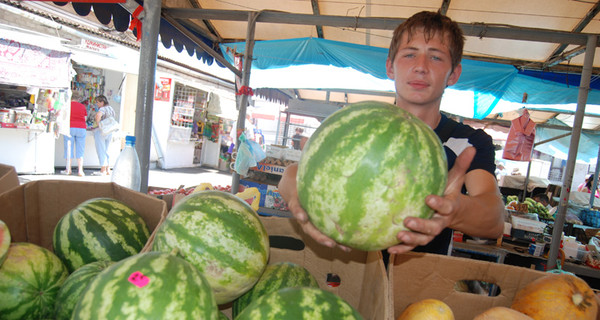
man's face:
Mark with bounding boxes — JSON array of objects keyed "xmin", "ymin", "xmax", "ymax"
[{"xmin": 386, "ymin": 29, "xmax": 461, "ymax": 108}]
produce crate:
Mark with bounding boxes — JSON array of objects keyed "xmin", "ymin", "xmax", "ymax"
[
  {"xmin": 0, "ymin": 180, "xmax": 168, "ymax": 252},
  {"xmin": 0, "ymin": 163, "xmax": 19, "ymax": 195},
  {"xmin": 389, "ymin": 252, "xmax": 546, "ymax": 319},
  {"xmin": 218, "ymin": 215, "xmax": 389, "ymax": 320}
]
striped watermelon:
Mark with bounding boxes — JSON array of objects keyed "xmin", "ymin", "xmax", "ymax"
[
  {"xmin": 0, "ymin": 242, "xmax": 69, "ymax": 320},
  {"xmin": 72, "ymin": 251, "xmax": 219, "ymax": 320},
  {"xmin": 0, "ymin": 219, "xmax": 9, "ymax": 266},
  {"xmin": 235, "ymin": 287, "xmax": 363, "ymax": 320},
  {"xmin": 153, "ymin": 190, "xmax": 269, "ymax": 304},
  {"xmin": 232, "ymin": 262, "xmax": 319, "ymax": 317},
  {"xmin": 297, "ymin": 101, "xmax": 447, "ymax": 251},
  {"xmin": 53, "ymin": 197, "xmax": 150, "ymax": 272},
  {"xmin": 54, "ymin": 260, "xmax": 115, "ymax": 320}
]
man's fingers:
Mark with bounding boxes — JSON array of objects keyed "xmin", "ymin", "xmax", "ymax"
[
  {"xmin": 300, "ymin": 221, "xmax": 336, "ymax": 248},
  {"xmin": 445, "ymin": 146, "xmax": 475, "ymax": 194}
]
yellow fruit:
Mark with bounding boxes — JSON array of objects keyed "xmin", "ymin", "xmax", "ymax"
[
  {"xmin": 511, "ymin": 273, "xmax": 598, "ymax": 320},
  {"xmin": 397, "ymin": 299, "xmax": 454, "ymax": 320},
  {"xmin": 473, "ymin": 306, "xmax": 533, "ymax": 320}
]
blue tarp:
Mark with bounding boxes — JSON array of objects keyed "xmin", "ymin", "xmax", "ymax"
[
  {"xmin": 535, "ymin": 119, "xmax": 600, "ymax": 163},
  {"xmin": 220, "ymin": 37, "xmax": 600, "ymax": 120}
]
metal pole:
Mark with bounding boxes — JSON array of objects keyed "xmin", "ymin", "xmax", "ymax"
[
  {"xmin": 134, "ymin": 0, "xmax": 161, "ymax": 193},
  {"xmin": 547, "ymin": 34, "xmax": 597, "ymax": 270},
  {"xmin": 231, "ymin": 11, "xmax": 258, "ymax": 194}
]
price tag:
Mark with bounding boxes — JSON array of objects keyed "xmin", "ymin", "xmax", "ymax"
[{"xmin": 128, "ymin": 271, "xmax": 150, "ymax": 288}]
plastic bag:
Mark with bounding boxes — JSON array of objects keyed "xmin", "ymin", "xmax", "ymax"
[
  {"xmin": 234, "ymin": 133, "xmax": 266, "ymax": 176},
  {"xmin": 502, "ymin": 109, "xmax": 535, "ymax": 161}
]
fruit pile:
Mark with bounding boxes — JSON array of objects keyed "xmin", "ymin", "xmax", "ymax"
[
  {"xmin": 506, "ymin": 195, "xmax": 553, "ymax": 220},
  {"xmin": 0, "ymin": 191, "xmax": 363, "ymax": 320},
  {"xmin": 398, "ymin": 273, "xmax": 598, "ymax": 320}
]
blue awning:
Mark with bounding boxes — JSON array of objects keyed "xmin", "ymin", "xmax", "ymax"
[{"xmin": 220, "ymin": 37, "xmax": 600, "ymax": 119}]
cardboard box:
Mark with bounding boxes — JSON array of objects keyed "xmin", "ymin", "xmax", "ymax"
[
  {"xmin": 0, "ymin": 163, "xmax": 20, "ymax": 195},
  {"xmin": 0, "ymin": 180, "xmax": 168, "ymax": 252},
  {"xmin": 147, "ymin": 186, "xmax": 176, "ymax": 211},
  {"xmin": 217, "ymin": 215, "xmax": 389, "ymax": 320},
  {"xmin": 389, "ymin": 252, "xmax": 546, "ymax": 319}
]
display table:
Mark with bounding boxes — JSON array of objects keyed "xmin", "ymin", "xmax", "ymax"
[
  {"xmin": 0, "ymin": 127, "xmax": 55, "ymax": 174},
  {"xmin": 499, "ymin": 175, "xmax": 550, "ymax": 193},
  {"xmin": 452, "ymin": 240, "xmax": 600, "ymax": 288}
]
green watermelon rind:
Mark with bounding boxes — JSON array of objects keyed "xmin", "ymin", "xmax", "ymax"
[
  {"xmin": 72, "ymin": 251, "xmax": 219, "ymax": 320},
  {"xmin": 52, "ymin": 197, "xmax": 151, "ymax": 272},
  {"xmin": 0, "ymin": 242, "xmax": 69, "ymax": 320},
  {"xmin": 0, "ymin": 219, "xmax": 10, "ymax": 266},
  {"xmin": 232, "ymin": 262, "xmax": 319, "ymax": 318},
  {"xmin": 235, "ymin": 287, "xmax": 364, "ymax": 320},
  {"xmin": 153, "ymin": 190, "xmax": 270, "ymax": 305},
  {"xmin": 297, "ymin": 101, "xmax": 448, "ymax": 251},
  {"xmin": 54, "ymin": 260, "xmax": 115, "ymax": 320}
]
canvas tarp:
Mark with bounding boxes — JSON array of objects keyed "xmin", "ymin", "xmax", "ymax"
[{"xmin": 220, "ymin": 37, "xmax": 600, "ymax": 120}]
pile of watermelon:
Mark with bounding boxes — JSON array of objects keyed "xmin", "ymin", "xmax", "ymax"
[{"xmin": 0, "ymin": 190, "xmax": 364, "ymax": 319}]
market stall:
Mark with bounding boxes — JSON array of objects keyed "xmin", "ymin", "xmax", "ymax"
[
  {"xmin": 0, "ymin": 29, "xmax": 71, "ymax": 174},
  {"xmin": 150, "ymin": 74, "xmax": 237, "ymax": 170}
]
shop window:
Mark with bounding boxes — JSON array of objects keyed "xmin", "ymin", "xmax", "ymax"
[{"xmin": 169, "ymin": 83, "xmax": 208, "ymax": 143}]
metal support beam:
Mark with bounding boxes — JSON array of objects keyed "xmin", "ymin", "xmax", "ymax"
[
  {"xmin": 135, "ymin": 0, "xmax": 161, "ymax": 192},
  {"xmin": 544, "ymin": 45, "xmax": 586, "ymax": 68},
  {"xmin": 547, "ymin": 35, "xmax": 597, "ymax": 270},
  {"xmin": 163, "ymin": 8, "xmax": 600, "ymax": 46},
  {"xmin": 310, "ymin": 0, "xmax": 324, "ymax": 38},
  {"xmin": 231, "ymin": 11, "xmax": 259, "ymax": 194},
  {"xmin": 546, "ymin": 1, "xmax": 600, "ymax": 62},
  {"xmin": 439, "ymin": 0, "xmax": 451, "ymax": 16}
]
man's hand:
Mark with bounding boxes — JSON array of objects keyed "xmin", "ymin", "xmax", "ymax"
[
  {"xmin": 278, "ymin": 164, "xmax": 349, "ymax": 251},
  {"xmin": 388, "ymin": 147, "xmax": 476, "ymax": 255}
]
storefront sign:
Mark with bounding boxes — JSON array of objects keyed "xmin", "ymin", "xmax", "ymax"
[
  {"xmin": 81, "ymin": 39, "xmax": 109, "ymax": 53},
  {"xmin": 155, "ymin": 77, "xmax": 172, "ymax": 101},
  {"xmin": 254, "ymin": 162, "xmax": 285, "ymax": 175},
  {"xmin": 0, "ymin": 38, "xmax": 71, "ymax": 88}
]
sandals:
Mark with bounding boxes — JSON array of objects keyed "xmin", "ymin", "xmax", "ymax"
[{"xmin": 60, "ymin": 170, "xmax": 72, "ymax": 175}]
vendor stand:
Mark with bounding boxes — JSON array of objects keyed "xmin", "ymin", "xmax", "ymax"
[{"xmin": 0, "ymin": 29, "xmax": 71, "ymax": 174}]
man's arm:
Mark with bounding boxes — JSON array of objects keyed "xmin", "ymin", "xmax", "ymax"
[{"xmin": 389, "ymin": 147, "xmax": 505, "ymax": 254}]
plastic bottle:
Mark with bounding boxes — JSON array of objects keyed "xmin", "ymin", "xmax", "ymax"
[{"xmin": 111, "ymin": 135, "xmax": 141, "ymax": 191}]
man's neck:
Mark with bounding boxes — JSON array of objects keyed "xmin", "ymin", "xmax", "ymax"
[{"xmin": 397, "ymin": 102, "xmax": 442, "ymax": 129}]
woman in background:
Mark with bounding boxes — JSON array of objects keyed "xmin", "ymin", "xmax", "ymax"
[
  {"xmin": 62, "ymin": 92, "xmax": 87, "ymax": 176},
  {"xmin": 92, "ymin": 95, "xmax": 116, "ymax": 176}
]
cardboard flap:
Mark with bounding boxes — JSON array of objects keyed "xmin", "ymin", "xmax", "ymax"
[
  {"xmin": 0, "ymin": 163, "xmax": 19, "ymax": 195},
  {"xmin": 259, "ymin": 215, "xmax": 388, "ymax": 320},
  {"xmin": 390, "ymin": 252, "xmax": 546, "ymax": 319},
  {"xmin": 0, "ymin": 180, "xmax": 168, "ymax": 251},
  {"xmin": 0, "ymin": 184, "xmax": 26, "ymax": 242}
]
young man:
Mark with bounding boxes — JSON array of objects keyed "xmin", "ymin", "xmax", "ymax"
[{"xmin": 278, "ymin": 11, "xmax": 505, "ymax": 255}]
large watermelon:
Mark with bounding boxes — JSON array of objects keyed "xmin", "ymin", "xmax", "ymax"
[
  {"xmin": 53, "ymin": 197, "xmax": 150, "ymax": 272},
  {"xmin": 0, "ymin": 242, "xmax": 69, "ymax": 320},
  {"xmin": 153, "ymin": 190, "xmax": 269, "ymax": 305},
  {"xmin": 297, "ymin": 101, "xmax": 447, "ymax": 251},
  {"xmin": 232, "ymin": 262, "xmax": 319, "ymax": 317},
  {"xmin": 72, "ymin": 251, "xmax": 218, "ymax": 320},
  {"xmin": 54, "ymin": 260, "xmax": 115, "ymax": 320},
  {"xmin": 0, "ymin": 219, "xmax": 10, "ymax": 266},
  {"xmin": 235, "ymin": 287, "xmax": 363, "ymax": 320}
]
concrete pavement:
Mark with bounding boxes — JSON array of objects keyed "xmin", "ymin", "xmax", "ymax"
[{"xmin": 18, "ymin": 166, "xmax": 235, "ymax": 190}]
